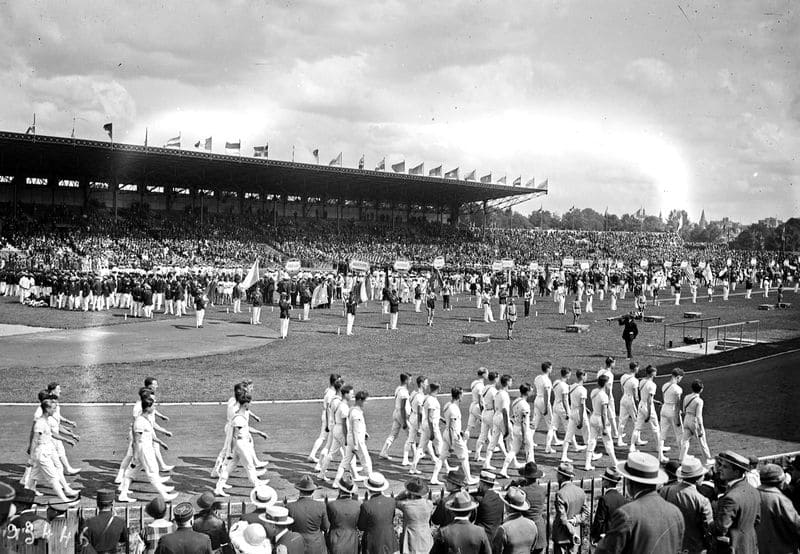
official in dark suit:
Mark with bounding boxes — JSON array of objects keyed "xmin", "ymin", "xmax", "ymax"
[
  {"xmin": 155, "ymin": 502, "xmax": 213, "ymax": 554},
  {"xmin": 552, "ymin": 463, "xmax": 589, "ymax": 554},
  {"xmin": 261, "ymin": 506, "xmax": 304, "ymax": 554},
  {"xmin": 432, "ymin": 467, "xmax": 466, "ymax": 527},
  {"xmin": 620, "ymin": 314, "xmax": 638, "ymax": 359},
  {"xmin": 660, "ymin": 456, "xmax": 713, "ymax": 554},
  {"xmin": 326, "ymin": 476, "xmax": 361, "ymax": 554},
  {"xmin": 81, "ymin": 490, "xmax": 128, "ymax": 554},
  {"xmin": 432, "ymin": 492, "xmax": 491, "ymax": 554},
  {"xmin": 596, "ymin": 453, "xmax": 685, "ymax": 554},
  {"xmin": 287, "ymin": 475, "xmax": 329, "ymax": 554},
  {"xmin": 756, "ymin": 464, "xmax": 800, "ymax": 554},
  {"xmin": 511, "ymin": 462, "xmax": 547, "ymax": 554},
  {"xmin": 713, "ymin": 450, "xmax": 761, "ymax": 554},
  {"xmin": 493, "ymin": 487, "xmax": 538, "ymax": 553},
  {"xmin": 192, "ymin": 492, "xmax": 229, "ymax": 554},
  {"xmin": 357, "ymin": 473, "xmax": 398, "ymax": 554},
  {"xmin": 473, "ymin": 471, "xmax": 504, "ymax": 541},
  {"xmin": 590, "ymin": 467, "xmax": 629, "ymax": 544}
]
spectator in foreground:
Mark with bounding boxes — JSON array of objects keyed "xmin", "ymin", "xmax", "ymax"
[
  {"xmin": 712, "ymin": 450, "xmax": 761, "ymax": 554},
  {"xmin": 596, "ymin": 452, "xmax": 684, "ymax": 554},
  {"xmin": 756, "ymin": 463, "xmax": 800, "ymax": 553}
]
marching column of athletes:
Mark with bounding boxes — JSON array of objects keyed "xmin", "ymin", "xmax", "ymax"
[{"xmin": 18, "ymin": 359, "xmax": 712, "ymax": 503}]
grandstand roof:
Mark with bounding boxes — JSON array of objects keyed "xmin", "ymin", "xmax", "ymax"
[{"xmin": 0, "ymin": 131, "xmax": 535, "ymax": 206}]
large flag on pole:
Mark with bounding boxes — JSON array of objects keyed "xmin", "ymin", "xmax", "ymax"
[
  {"xmin": 242, "ymin": 258, "xmax": 260, "ymax": 290},
  {"xmin": 409, "ymin": 162, "xmax": 424, "ymax": 175},
  {"xmin": 480, "ymin": 173, "xmax": 492, "ymax": 183},
  {"xmin": 375, "ymin": 157, "xmax": 385, "ymax": 170},
  {"xmin": 391, "ymin": 160, "xmax": 405, "ymax": 173},
  {"xmin": 524, "ymin": 177, "xmax": 536, "ymax": 188},
  {"xmin": 498, "ymin": 175, "xmax": 507, "ymax": 184},
  {"xmin": 358, "ymin": 154, "xmax": 365, "ymax": 169},
  {"xmin": 311, "ymin": 282, "xmax": 329, "ymax": 308},
  {"xmin": 225, "ymin": 140, "xmax": 241, "ymax": 154},
  {"xmin": 537, "ymin": 179, "xmax": 549, "ymax": 193},
  {"xmin": 329, "ymin": 152, "xmax": 342, "ymax": 166},
  {"xmin": 25, "ymin": 114, "xmax": 36, "ymax": 135},
  {"xmin": 464, "ymin": 170, "xmax": 476, "ymax": 181},
  {"xmin": 103, "ymin": 122, "xmax": 113, "ymax": 140},
  {"xmin": 165, "ymin": 134, "xmax": 181, "ymax": 148},
  {"xmin": 429, "ymin": 165, "xmax": 442, "ymax": 177},
  {"xmin": 359, "ymin": 279, "xmax": 368, "ymax": 303},
  {"xmin": 195, "ymin": 137, "xmax": 212, "ymax": 151},
  {"xmin": 444, "ymin": 167, "xmax": 459, "ymax": 179},
  {"xmin": 312, "ymin": 149, "xmax": 319, "ymax": 163},
  {"xmin": 512, "ymin": 175, "xmax": 521, "ymax": 186},
  {"xmin": 253, "ymin": 144, "xmax": 268, "ymax": 157}
]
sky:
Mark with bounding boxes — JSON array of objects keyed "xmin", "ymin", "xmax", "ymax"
[{"xmin": 0, "ymin": 0, "xmax": 798, "ymax": 224}]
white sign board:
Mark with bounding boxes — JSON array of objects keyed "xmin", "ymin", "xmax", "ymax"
[
  {"xmin": 562, "ymin": 257, "xmax": 574, "ymax": 267},
  {"xmin": 699, "ymin": 262, "xmax": 707, "ymax": 269},
  {"xmin": 491, "ymin": 261, "xmax": 503, "ymax": 272},
  {"xmin": 285, "ymin": 259, "xmax": 301, "ymax": 272},
  {"xmin": 580, "ymin": 262, "xmax": 590, "ymax": 270},
  {"xmin": 529, "ymin": 262, "xmax": 539, "ymax": 271},
  {"xmin": 349, "ymin": 259, "xmax": 370, "ymax": 273},
  {"xmin": 680, "ymin": 261, "xmax": 688, "ymax": 269},
  {"xmin": 663, "ymin": 261, "xmax": 673, "ymax": 268},
  {"xmin": 616, "ymin": 261, "xmax": 624, "ymax": 269},
  {"xmin": 640, "ymin": 259, "xmax": 649, "ymax": 269},
  {"xmin": 501, "ymin": 258, "xmax": 515, "ymax": 269},
  {"xmin": 394, "ymin": 259, "xmax": 411, "ymax": 272},
  {"xmin": 750, "ymin": 257, "xmax": 757, "ymax": 267},
  {"xmin": 433, "ymin": 256, "xmax": 445, "ymax": 270}
]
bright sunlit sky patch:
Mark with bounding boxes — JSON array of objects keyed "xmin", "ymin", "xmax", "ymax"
[{"xmin": 0, "ymin": 0, "xmax": 797, "ymax": 223}]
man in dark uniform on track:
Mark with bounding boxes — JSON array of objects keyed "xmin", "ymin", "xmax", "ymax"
[
  {"xmin": 620, "ymin": 312, "xmax": 638, "ymax": 359},
  {"xmin": 80, "ymin": 490, "xmax": 128, "ymax": 554}
]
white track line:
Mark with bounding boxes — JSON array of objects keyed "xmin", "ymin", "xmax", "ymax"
[{"xmin": 1, "ymin": 346, "xmax": 799, "ymax": 408}]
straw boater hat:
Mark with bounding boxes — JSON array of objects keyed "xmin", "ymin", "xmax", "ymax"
[
  {"xmin": 676, "ymin": 456, "xmax": 707, "ymax": 480},
  {"xmin": 365, "ymin": 473, "xmax": 389, "ymax": 493},
  {"xmin": 716, "ymin": 451, "xmax": 751, "ymax": 472},
  {"xmin": 249, "ymin": 484, "xmax": 277, "ymax": 509},
  {"xmin": 501, "ymin": 487, "xmax": 530, "ymax": 512},
  {"xmin": 259, "ymin": 505, "xmax": 294, "ymax": 526},
  {"xmin": 616, "ymin": 452, "xmax": 668, "ymax": 485},
  {"xmin": 445, "ymin": 491, "xmax": 479, "ymax": 513},
  {"xmin": 479, "ymin": 471, "xmax": 499, "ymax": 489}
]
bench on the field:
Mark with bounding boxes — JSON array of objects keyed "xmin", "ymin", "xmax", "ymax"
[
  {"xmin": 566, "ymin": 324, "xmax": 590, "ymax": 333},
  {"xmin": 683, "ymin": 336, "xmax": 704, "ymax": 345},
  {"xmin": 643, "ymin": 315, "xmax": 664, "ymax": 323},
  {"xmin": 758, "ymin": 304, "xmax": 773, "ymax": 311},
  {"xmin": 683, "ymin": 312, "xmax": 702, "ymax": 318},
  {"xmin": 463, "ymin": 333, "xmax": 490, "ymax": 344},
  {"xmin": 778, "ymin": 302, "xmax": 792, "ymax": 309}
]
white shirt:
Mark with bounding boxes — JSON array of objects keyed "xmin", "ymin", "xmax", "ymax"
[
  {"xmin": 443, "ymin": 402, "xmax": 462, "ymax": 435},
  {"xmin": 422, "ymin": 396, "xmax": 441, "ymax": 430},
  {"xmin": 393, "ymin": 385, "xmax": 409, "ymax": 415},
  {"xmin": 510, "ymin": 397, "xmax": 530, "ymax": 428},
  {"xmin": 621, "ymin": 373, "xmax": 638, "ymax": 401},
  {"xmin": 470, "ymin": 379, "xmax": 486, "ymax": 405}
]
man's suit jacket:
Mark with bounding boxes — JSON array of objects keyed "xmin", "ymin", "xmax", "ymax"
[
  {"xmin": 660, "ymin": 481, "xmax": 713, "ymax": 553},
  {"xmin": 591, "ymin": 489, "xmax": 629, "ymax": 543},
  {"xmin": 82, "ymin": 511, "xmax": 128, "ymax": 553},
  {"xmin": 357, "ymin": 493, "xmax": 398, "ymax": 554},
  {"xmin": 518, "ymin": 480, "xmax": 548, "ymax": 551},
  {"xmin": 714, "ymin": 478, "xmax": 761, "ymax": 554},
  {"xmin": 193, "ymin": 511, "xmax": 229, "ymax": 551},
  {"xmin": 326, "ymin": 497, "xmax": 361, "ymax": 554},
  {"xmin": 595, "ymin": 490, "xmax": 684, "ymax": 554},
  {"xmin": 474, "ymin": 488, "xmax": 505, "ymax": 541},
  {"xmin": 275, "ymin": 529, "xmax": 305, "ymax": 554},
  {"xmin": 433, "ymin": 519, "xmax": 491, "ymax": 554},
  {"xmin": 154, "ymin": 527, "xmax": 213, "ymax": 554},
  {"xmin": 432, "ymin": 490, "xmax": 459, "ymax": 528},
  {"xmin": 492, "ymin": 514, "xmax": 538, "ymax": 554},
  {"xmin": 756, "ymin": 485, "xmax": 800, "ymax": 554},
  {"xmin": 552, "ymin": 482, "xmax": 588, "ymax": 545},
  {"xmin": 287, "ymin": 497, "xmax": 330, "ymax": 554}
]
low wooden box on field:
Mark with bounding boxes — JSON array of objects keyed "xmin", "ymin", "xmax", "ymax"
[
  {"xmin": 566, "ymin": 324, "xmax": 589, "ymax": 333},
  {"xmin": 643, "ymin": 315, "xmax": 664, "ymax": 323},
  {"xmin": 462, "ymin": 333, "xmax": 490, "ymax": 344},
  {"xmin": 683, "ymin": 311, "xmax": 702, "ymax": 318},
  {"xmin": 758, "ymin": 304, "xmax": 773, "ymax": 310}
]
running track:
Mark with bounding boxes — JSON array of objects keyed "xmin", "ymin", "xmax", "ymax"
[{"xmin": 1, "ymin": 349, "xmax": 798, "ymax": 505}]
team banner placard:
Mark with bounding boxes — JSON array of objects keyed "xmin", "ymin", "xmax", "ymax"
[
  {"xmin": 680, "ymin": 261, "xmax": 688, "ymax": 269},
  {"xmin": 433, "ymin": 256, "xmax": 445, "ymax": 270},
  {"xmin": 394, "ymin": 259, "xmax": 411, "ymax": 272},
  {"xmin": 640, "ymin": 259, "xmax": 649, "ymax": 269},
  {"xmin": 349, "ymin": 259, "xmax": 370, "ymax": 273},
  {"xmin": 501, "ymin": 258, "xmax": 515, "ymax": 269},
  {"xmin": 492, "ymin": 261, "xmax": 503, "ymax": 272},
  {"xmin": 616, "ymin": 261, "xmax": 624, "ymax": 269},
  {"xmin": 529, "ymin": 262, "xmax": 539, "ymax": 271},
  {"xmin": 285, "ymin": 259, "xmax": 301, "ymax": 273},
  {"xmin": 580, "ymin": 262, "xmax": 590, "ymax": 270},
  {"xmin": 562, "ymin": 257, "xmax": 574, "ymax": 267},
  {"xmin": 663, "ymin": 261, "xmax": 673, "ymax": 268}
]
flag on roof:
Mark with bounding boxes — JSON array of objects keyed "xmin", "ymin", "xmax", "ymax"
[
  {"xmin": 375, "ymin": 157, "xmax": 385, "ymax": 171},
  {"xmin": 498, "ymin": 175, "xmax": 507, "ymax": 184},
  {"xmin": 512, "ymin": 175, "xmax": 521, "ymax": 186},
  {"xmin": 358, "ymin": 154, "xmax": 365, "ymax": 170},
  {"xmin": 103, "ymin": 122, "xmax": 113, "ymax": 140},
  {"xmin": 429, "ymin": 165, "xmax": 442, "ymax": 177},
  {"xmin": 195, "ymin": 137, "xmax": 212, "ymax": 151},
  {"xmin": 538, "ymin": 179, "xmax": 548, "ymax": 192},
  {"xmin": 165, "ymin": 134, "xmax": 180, "ymax": 148},
  {"xmin": 409, "ymin": 162, "xmax": 424, "ymax": 175},
  {"xmin": 480, "ymin": 173, "xmax": 492, "ymax": 183},
  {"xmin": 329, "ymin": 152, "xmax": 342, "ymax": 166},
  {"xmin": 444, "ymin": 167, "xmax": 459, "ymax": 179},
  {"xmin": 464, "ymin": 170, "xmax": 476, "ymax": 181},
  {"xmin": 312, "ymin": 149, "xmax": 319, "ymax": 163},
  {"xmin": 391, "ymin": 160, "xmax": 405, "ymax": 173},
  {"xmin": 253, "ymin": 144, "xmax": 268, "ymax": 157},
  {"xmin": 225, "ymin": 140, "xmax": 240, "ymax": 151},
  {"xmin": 524, "ymin": 177, "xmax": 535, "ymax": 188}
]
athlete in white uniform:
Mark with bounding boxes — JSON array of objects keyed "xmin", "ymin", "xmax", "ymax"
[
  {"xmin": 500, "ymin": 383, "xmax": 534, "ymax": 477},
  {"xmin": 465, "ymin": 368, "xmax": 488, "ymax": 441},
  {"xmin": 597, "ymin": 357, "xmax": 620, "ymax": 442},
  {"xmin": 585, "ymin": 375, "xmax": 618, "ymax": 470},
  {"xmin": 308, "ymin": 373, "xmax": 341, "ymax": 463},
  {"xmin": 318, "ymin": 385, "xmax": 354, "ymax": 481},
  {"xmin": 441, "ymin": 388, "xmax": 478, "ymax": 485},
  {"xmin": 678, "ymin": 379, "xmax": 712, "ymax": 464},
  {"xmin": 380, "ymin": 373, "xmax": 411, "ymax": 461},
  {"xmin": 316, "ymin": 378, "xmax": 344, "ymax": 471},
  {"xmin": 334, "ymin": 391, "xmax": 373, "ymax": 488},
  {"xmin": 561, "ymin": 369, "xmax": 590, "ymax": 463},
  {"xmin": 630, "ymin": 365, "xmax": 667, "ymax": 462},
  {"xmin": 659, "ymin": 368, "xmax": 685, "ymax": 454},
  {"xmin": 27, "ymin": 399, "xmax": 79, "ymax": 503},
  {"xmin": 474, "ymin": 372, "xmax": 498, "ymax": 462},
  {"xmin": 403, "ymin": 376, "xmax": 429, "ymax": 466},
  {"xmin": 411, "ymin": 383, "xmax": 444, "ymax": 484},
  {"xmin": 531, "ymin": 363, "xmax": 553, "ymax": 448},
  {"xmin": 546, "ymin": 368, "xmax": 572, "ymax": 453},
  {"xmin": 617, "ymin": 362, "xmax": 643, "ymax": 448},
  {"xmin": 119, "ymin": 396, "xmax": 178, "ymax": 502},
  {"xmin": 483, "ymin": 374, "xmax": 512, "ymax": 470}
]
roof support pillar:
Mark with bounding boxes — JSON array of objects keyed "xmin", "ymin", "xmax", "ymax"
[
  {"xmin": 11, "ymin": 175, "xmax": 23, "ymax": 219},
  {"xmin": 48, "ymin": 176, "xmax": 57, "ymax": 207},
  {"xmin": 449, "ymin": 202, "xmax": 460, "ymax": 226},
  {"xmin": 111, "ymin": 180, "xmax": 118, "ymax": 221}
]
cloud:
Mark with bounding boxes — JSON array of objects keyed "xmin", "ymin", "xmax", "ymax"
[{"xmin": 624, "ymin": 58, "xmax": 675, "ymax": 92}]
